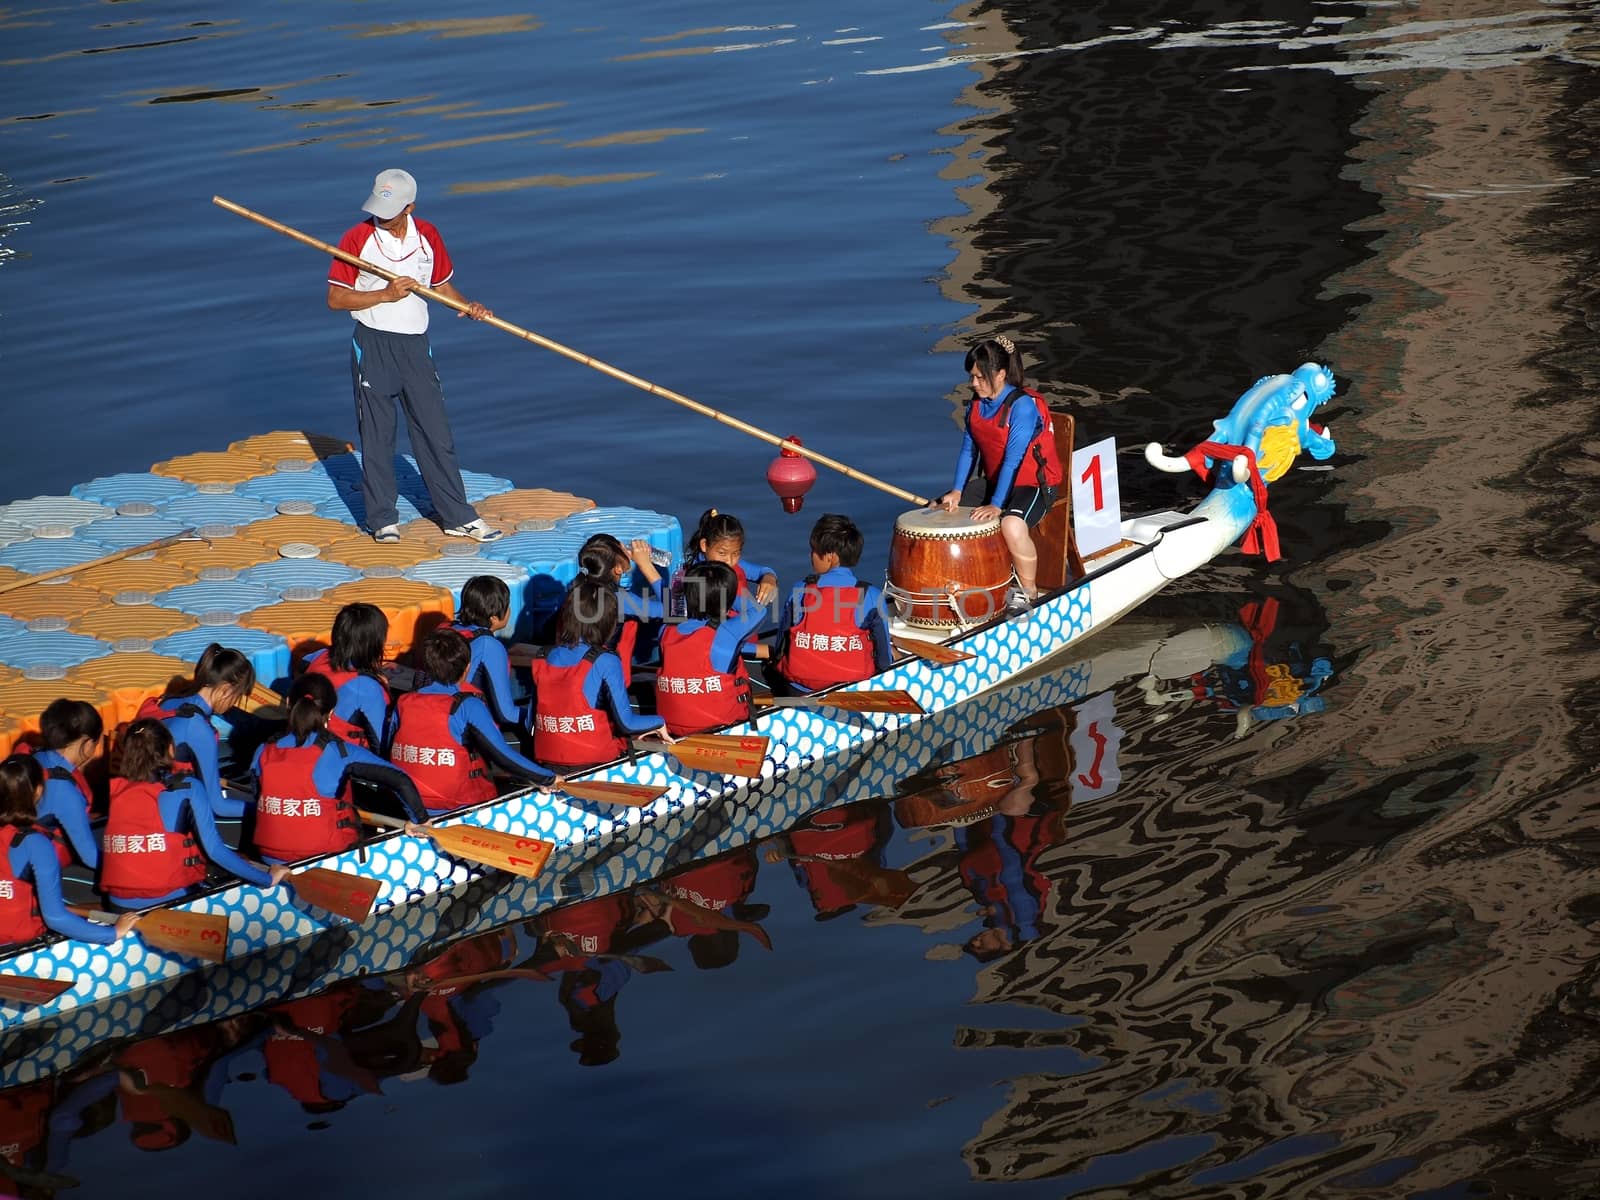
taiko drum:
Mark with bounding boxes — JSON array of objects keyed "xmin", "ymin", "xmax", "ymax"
[{"xmin": 885, "ymin": 507, "xmax": 1012, "ymax": 628}]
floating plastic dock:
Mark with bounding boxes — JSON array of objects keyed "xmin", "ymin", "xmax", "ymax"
[{"xmin": 0, "ymin": 431, "xmax": 680, "ymax": 754}]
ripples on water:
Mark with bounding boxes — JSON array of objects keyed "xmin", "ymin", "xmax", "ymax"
[{"xmin": 2, "ymin": 0, "xmax": 1600, "ymax": 1196}]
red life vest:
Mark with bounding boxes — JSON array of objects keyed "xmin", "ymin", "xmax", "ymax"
[
  {"xmin": 662, "ymin": 852, "xmax": 758, "ymax": 936},
  {"xmin": 615, "ymin": 619, "xmax": 639, "ymax": 688},
  {"xmin": 0, "ymin": 828, "xmax": 45, "ymax": 947},
  {"xmin": 390, "ymin": 691, "xmax": 498, "ymax": 813},
  {"xmin": 967, "ymin": 386, "xmax": 1064, "ymax": 490},
  {"xmin": 412, "ymin": 929, "xmax": 514, "ymax": 997},
  {"xmin": 655, "ymin": 624, "xmax": 752, "ymax": 736},
  {"xmin": 264, "ymin": 987, "xmax": 363, "ymax": 1106},
  {"xmin": 100, "ymin": 777, "xmax": 207, "ymax": 901},
  {"xmin": 0, "ymin": 1079, "xmax": 52, "ymax": 1169},
  {"xmin": 253, "ymin": 735, "xmax": 359, "ymax": 863},
  {"xmin": 133, "ymin": 696, "xmax": 205, "ymax": 774},
  {"xmin": 777, "ymin": 578, "xmax": 876, "ymax": 692},
  {"xmin": 527, "ymin": 647, "xmax": 626, "ymax": 769},
  {"xmin": 537, "ymin": 893, "xmax": 628, "ymax": 974},
  {"xmin": 303, "ymin": 652, "xmax": 389, "ymax": 750}
]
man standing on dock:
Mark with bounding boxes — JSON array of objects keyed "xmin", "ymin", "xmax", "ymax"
[{"xmin": 327, "ymin": 168, "xmax": 501, "ymax": 544}]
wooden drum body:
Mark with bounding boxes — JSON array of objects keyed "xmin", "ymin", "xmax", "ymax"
[{"xmin": 885, "ymin": 507, "xmax": 1013, "ymax": 628}]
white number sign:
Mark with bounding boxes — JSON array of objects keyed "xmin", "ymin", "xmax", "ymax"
[
  {"xmin": 1069, "ymin": 690, "xmax": 1123, "ymax": 804},
  {"xmin": 1070, "ymin": 436, "xmax": 1121, "ymax": 557}
]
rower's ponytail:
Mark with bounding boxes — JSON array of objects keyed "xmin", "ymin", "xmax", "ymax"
[{"xmin": 286, "ymin": 673, "xmax": 337, "ymax": 744}]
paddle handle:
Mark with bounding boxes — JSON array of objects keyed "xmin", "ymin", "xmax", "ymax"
[
  {"xmin": 356, "ymin": 809, "xmax": 407, "ymax": 831},
  {"xmin": 0, "ymin": 529, "xmax": 196, "ymax": 596},
  {"xmin": 213, "ymin": 196, "xmax": 929, "ymax": 508}
]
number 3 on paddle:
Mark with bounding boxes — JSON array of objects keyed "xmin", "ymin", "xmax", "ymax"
[{"xmin": 1070, "ymin": 435, "xmax": 1121, "ymax": 558}]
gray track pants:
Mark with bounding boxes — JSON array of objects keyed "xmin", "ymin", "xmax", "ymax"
[{"xmin": 349, "ymin": 323, "xmax": 477, "ymax": 530}]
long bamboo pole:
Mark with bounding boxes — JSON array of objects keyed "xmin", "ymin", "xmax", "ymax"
[
  {"xmin": 0, "ymin": 529, "xmax": 199, "ymax": 597},
  {"xmin": 213, "ymin": 196, "xmax": 931, "ymax": 507}
]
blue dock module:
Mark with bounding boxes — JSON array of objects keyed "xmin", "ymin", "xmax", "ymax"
[
  {"xmin": 154, "ymin": 579, "xmax": 282, "ymax": 617},
  {"xmin": 152, "ymin": 622, "xmax": 292, "ymax": 692},
  {"xmin": 71, "ymin": 472, "xmax": 198, "ymax": 510},
  {"xmin": 240, "ymin": 558, "xmax": 363, "ymax": 597},
  {"xmin": 161, "ymin": 492, "xmax": 279, "ymax": 529},
  {"xmin": 76, "ymin": 514, "xmax": 189, "ymax": 551},
  {"xmin": 404, "ymin": 554, "xmax": 533, "ymax": 640},
  {"xmin": 479, "ymin": 528, "xmax": 588, "ymax": 639},
  {"xmin": 0, "ymin": 536, "xmax": 115, "ymax": 575},
  {"xmin": 0, "ymin": 627, "xmax": 114, "ymax": 671},
  {"xmin": 0, "ymin": 496, "xmax": 115, "ymax": 534}
]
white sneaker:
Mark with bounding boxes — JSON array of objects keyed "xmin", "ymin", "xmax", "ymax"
[
  {"xmin": 443, "ymin": 517, "xmax": 503, "ymax": 543},
  {"xmin": 372, "ymin": 524, "xmax": 401, "ymax": 544}
]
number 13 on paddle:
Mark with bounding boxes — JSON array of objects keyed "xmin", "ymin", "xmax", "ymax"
[{"xmin": 1071, "ymin": 436, "xmax": 1121, "ymax": 558}]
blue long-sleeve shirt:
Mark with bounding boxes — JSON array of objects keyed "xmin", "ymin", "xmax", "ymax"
[
  {"xmin": 447, "ymin": 624, "xmax": 523, "ymax": 727},
  {"xmin": 616, "ymin": 576, "xmax": 665, "ymax": 623},
  {"xmin": 5, "ymin": 833, "xmax": 117, "ymax": 944},
  {"xmin": 147, "ymin": 694, "xmax": 247, "ymax": 820},
  {"xmin": 950, "ymin": 385, "xmax": 1042, "ymax": 506},
  {"xmin": 34, "ymin": 749, "xmax": 98, "ymax": 869},
  {"xmin": 301, "ymin": 650, "xmax": 390, "ymax": 748},
  {"xmin": 248, "ymin": 732, "xmax": 428, "ymax": 832},
  {"xmin": 774, "ymin": 567, "xmax": 893, "ymax": 689},
  {"xmin": 671, "ymin": 604, "xmax": 768, "ymax": 674},
  {"xmin": 106, "ymin": 776, "xmax": 272, "ymax": 909},
  {"xmin": 386, "ymin": 683, "xmax": 557, "ymax": 785},
  {"xmin": 533, "ymin": 646, "xmax": 664, "ymax": 735}
]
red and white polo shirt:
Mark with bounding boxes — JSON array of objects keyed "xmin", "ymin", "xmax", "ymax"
[{"xmin": 328, "ymin": 216, "xmax": 455, "ymax": 336}]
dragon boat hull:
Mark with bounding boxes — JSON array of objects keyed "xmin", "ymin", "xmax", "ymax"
[{"xmin": 0, "ymin": 364, "xmax": 1337, "ymax": 1038}]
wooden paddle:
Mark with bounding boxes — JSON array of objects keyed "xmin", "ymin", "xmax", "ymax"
[
  {"xmin": 74, "ymin": 907, "xmax": 231, "ymax": 963},
  {"xmin": 0, "ymin": 974, "xmax": 72, "ymax": 1008},
  {"xmin": 290, "ymin": 867, "xmax": 382, "ymax": 922},
  {"xmin": 358, "ymin": 810, "xmax": 553, "ymax": 880},
  {"xmin": 215, "ymin": 196, "xmax": 929, "ymax": 507},
  {"xmin": 122, "ymin": 1079, "xmax": 237, "ymax": 1144},
  {"xmin": 422, "ymin": 953, "xmax": 671, "ymax": 993},
  {"xmin": 0, "ymin": 528, "xmax": 199, "ymax": 596},
  {"xmin": 560, "ymin": 779, "xmax": 670, "ymax": 808},
  {"xmin": 893, "ymin": 635, "xmax": 975, "ymax": 666},
  {"xmin": 764, "ymin": 688, "xmax": 926, "ymax": 715},
  {"xmin": 629, "ymin": 733, "xmax": 769, "ymax": 779}
]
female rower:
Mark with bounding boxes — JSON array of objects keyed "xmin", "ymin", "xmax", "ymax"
[
  {"xmin": 389, "ymin": 630, "xmax": 561, "ymax": 815},
  {"xmin": 136, "ymin": 643, "xmax": 255, "ymax": 819},
  {"xmin": 35, "ymin": 698, "xmax": 106, "ymax": 868},
  {"xmin": 655, "ymin": 562, "xmax": 761, "ymax": 737},
  {"xmin": 577, "ymin": 534, "xmax": 664, "ymax": 686},
  {"xmin": 100, "ymin": 720, "xmax": 290, "ymax": 910},
  {"xmin": 680, "ymin": 509, "xmax": 778, "ymax": 616},
  {"xmin": 0, "ymin": 755, "xmax": 136, "ymax": 949},
  {"xmin": 250, "ymin": 674, "xmax": 426, "ymax": 863},
  {"xmin": 301, "ymin": 603, "xmax": 391, "ymax": 750},
  {"xmin": 527, "ymin": 577, "xmax": 672, "ymax": 770},
  {"xmin": 445, "ymin": 576, "xmax": 522, "ymax": 726},
  {"xmin": 936, "ymin": 335, "xmax": 1065, "ymax": 607}
]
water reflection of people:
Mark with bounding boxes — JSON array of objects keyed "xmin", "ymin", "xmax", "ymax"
[
  {"xmin": 263, "ymin": 979, "xmax": 393, "ymax": 1114},
  {"xmin": 528, "ymin": 893, "xmax": 637, "ymax": 1067},
  {"xmin": 898, "ymin": 713, "xmax": 1073, "ymax": 962},
  {"xmin": 764, "ymin": 802, "xmax": 912, "ymax": 920},
  {"xmin": 113, "ymin": 1018, "xmax": 259, "ymax": 1150},
  {"xmin": 633, "ymin": 849, "xmax": 771, "ymax": 969}
]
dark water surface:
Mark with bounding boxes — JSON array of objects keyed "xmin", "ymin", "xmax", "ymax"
[{"xmin": 4, "ymin": 0, "xmax": 1600, "ymax": 1196}]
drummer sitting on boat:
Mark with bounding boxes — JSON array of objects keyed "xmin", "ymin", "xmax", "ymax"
[{"xmin": 937, "ymin": 335, "xmax": 1065, "ymax": 610}]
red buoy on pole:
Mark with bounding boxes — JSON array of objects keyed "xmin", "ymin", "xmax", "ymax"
[{"xmin": 767, "ymin": 437, "xmax": 818, "ymax": 513}]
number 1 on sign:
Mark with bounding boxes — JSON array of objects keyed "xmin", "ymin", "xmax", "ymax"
[{"xmin": 1069, "ymin": 436, "xmax": 1121, "ymax": 557}]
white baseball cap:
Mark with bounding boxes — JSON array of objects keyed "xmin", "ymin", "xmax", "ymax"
[{"xmin": 362, "ymin": 169, "xmax": 417, "ymax": 220}]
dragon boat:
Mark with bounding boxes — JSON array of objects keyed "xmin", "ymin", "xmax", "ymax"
[
  {"xmin": 0, "ymin": 362, "xmax": 1337, "ymax": 1038},
  {"xmin": 0, "ymin": 611, "xmax": 1295, "ymax": 1086}
]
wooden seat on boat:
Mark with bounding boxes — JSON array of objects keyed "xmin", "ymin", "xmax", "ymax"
[{"xmin": 1034, "ymin": 410, "xmax": 1086, "ymax": 591}]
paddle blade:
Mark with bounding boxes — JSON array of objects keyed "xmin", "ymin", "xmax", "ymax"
[
  {"xmin": 427, "ymin": 823, "xmax": 553, "ymax": 880},
  {"xmin": 893, "ymin": 635, "xmax": 974, "ymax": 666},
  {"xmin": 665, "ymin": 734, "xmax": 769, "ymax": 779},
  {"xmin": 292, "ymin": 867, "xmax": 381, "ymax": 922},
  {"xmin": 561, "ymin": 780, "xmax": 669, "ymax": 808},
  {"xmin": 138, "ymin": 909, "xmax": 230, "ymax": 963},
  {"xmin": 0, "ymin": 974, "xmax": 73, "ymax": 1008},
  {"xmin": 799, "ymin": 689, "xmax": 926, "ymax": 715}
]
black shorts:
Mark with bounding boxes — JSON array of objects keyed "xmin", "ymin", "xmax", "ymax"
[
  {"xmin": 1003, "ymin": 485, "xmax": 1058, "ymax": 527},
  {"xmin": 958, "ymin": 477, "xmax": 1058, "ymax": 528}
]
